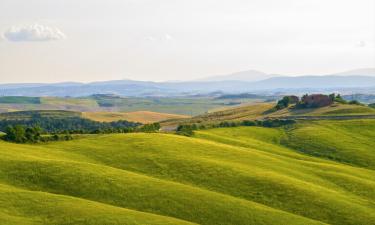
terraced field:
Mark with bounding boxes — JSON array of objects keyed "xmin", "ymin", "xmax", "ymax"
[{"xmin": 0, "ymin": 119, "xmax": 374, "ymax": 225}]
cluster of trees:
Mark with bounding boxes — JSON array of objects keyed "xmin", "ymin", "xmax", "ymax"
[
  {"xmin": 0, "ymin": 114, "xmax": 164, "ymax": 143},
  {"xmin": 0, "ymin": 117, "xmax": 141, "ymax": 134},
  {"xmin": 2, "ymin": 125, "xmax": 72, "ymax": 143},
  {"xmin": 137, "ymin": 123, "xmax": 161, "ymax": 132},
  {"xmin": 1, "ymin": 121, "xmax": 162, "ymax": 143},
  {"xmin": 275, "ymin": 93, "xmax": 364, "ymax": 111},
  {"xmin": 369, "ymin": 103, "xmax": 375, "ymax": 108},
  {"xmin": 275, "ymin": 96, "xmax": 299, "ymax": 110},
  {"xmin": 176, "ymin": 119, "xmax": 296, "ymax": 136}
]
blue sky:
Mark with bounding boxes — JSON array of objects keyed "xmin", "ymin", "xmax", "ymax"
[{"xmin": 0, "ymin": 0, "xmax": 374, "ymax": 83}]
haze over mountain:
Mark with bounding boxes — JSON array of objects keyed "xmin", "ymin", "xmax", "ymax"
[
  {"xmin": 331, "ymin": 68, "xmax": 375, "ymax": 76},
  {"xmin": 198, "ymin": 70, "xmax": 275, "ymax": 82},
  {"xmin": 0, "ymin": 68, "xmax": 374, "ymax": 97}
]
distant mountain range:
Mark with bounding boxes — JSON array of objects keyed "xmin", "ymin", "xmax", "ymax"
[
  {"xmin": 0, "ymin": 68, "xmax": 374, "ymax": 97},
  {"xmin": 197, "ymin": 70, "xmax": 275, "ymax": 82},
  {"xmin": 198, "ymin": 68, "xmax": 375, "ymax": 82}
]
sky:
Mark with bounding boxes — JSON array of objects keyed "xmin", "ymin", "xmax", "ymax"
[{"xmin": 0, "ymin": 0, "xmax": 374, "ymax": 83}]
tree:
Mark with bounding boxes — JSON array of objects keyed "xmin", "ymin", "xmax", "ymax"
[
  {"xmin": 176, "ymin": 125, "xmax": 195, "ymax": 136},
  {"xmin": 275, "ymin": 96, "xmax": 300, "ymax": 110},
  {"xmin": 25, "ymin": 126, "xmax": 42, "ymax": 142},
  {"xmin": 4, "ymin": 125, "xmax": 26, "ymax": 143},
  {"xmin": 138, "ymin": 123, "xmax": 160, "ymax": 132}
]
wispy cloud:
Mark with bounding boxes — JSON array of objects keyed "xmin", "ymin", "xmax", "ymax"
[
  {"xmin": 164, "ymin": 34, "xmax": 173, "ymax": 41},
  {"xmin": 143, "ymin": 34, "xmax": 174, "ymax": 42},
  {"xmin": 3, "ymin": 23, "xmax": 66, "ymax": 42},
  {"xmin": 356, "ymin": 41, "xmax": 366, "ymax": 48}
]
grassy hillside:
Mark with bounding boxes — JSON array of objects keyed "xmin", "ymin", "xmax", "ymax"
[
  {"xmin": 82, "ymin": 111, "xmax": 189, "ymax": 123},
  {"xmin": 166, "ymin": 102, "xmax": 375, "ymax": 128},
  {"xmin": 161, "ymin": 103, "xmax": 274, "ymax": 128},
  {"xmin": 0, "ymin": 119, "xmax": 374, "ymax": 225},
  {"xmin": 267, "ymin": 103, "xmax": 375, "ymax": 118},
  {"xmin": 283, "ymin": 119, "xmax": 375, "ymax": 169},
  {"xmin": 0, "ymin": 110, "xmax": 81, "ymax": 120}
]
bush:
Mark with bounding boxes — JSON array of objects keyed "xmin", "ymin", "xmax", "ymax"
[
  {"xmin": 348, "ymin": 100, "xmax": 362, "ymax": 105},
  {"xmin": 4, "ymin": 125, "xmax": 27, "ymax": 143},
  {"xmin": 241, "ymin": 120, "xmax": 257, "ymax": 126},
  {"xmin": 275, "ymin": 96, "xmax": 299, "ymax": 110},
  {"xmin": 138, "ymin": 123, "xmax": 160, "ymax": 133},
  {"xmin": 176, "ymin": 124, "xmax": 196, "ymax": 136},
  {"xmin": 262, "ymin": 119, "xmax": 296, "ymax": 128}
]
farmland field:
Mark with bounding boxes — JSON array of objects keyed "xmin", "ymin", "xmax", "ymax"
[{"xmin": 82, "ymin": 111, "xmax": 189, "ymax": 123}]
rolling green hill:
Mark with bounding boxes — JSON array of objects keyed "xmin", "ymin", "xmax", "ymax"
[
  {"xmin": 267, "ymin": 103, "xmax": 375, "ymax": 118},
  {"xmin": 164, "ymin": 102, "xmax": 375, "ymax": 129},
  {"xmin": 0, "ymin": 119, "xmax": 374, "ymax": 225}
]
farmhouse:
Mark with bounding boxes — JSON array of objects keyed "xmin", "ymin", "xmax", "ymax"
[{"xmin": 301, "ymin": 94, "xmax": 333, "ymax": 108}]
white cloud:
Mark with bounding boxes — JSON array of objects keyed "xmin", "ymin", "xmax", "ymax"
[
  {"xmin": 164, "ymin": 34, "xmax": 173, "ymax": 41},
  {"xmin": 3, "ymin": 23, "xmax": 66, "ymax": 42},
  {"xmin": 356, "ymin": 41, "xmax": 366, "ymax": 48}
]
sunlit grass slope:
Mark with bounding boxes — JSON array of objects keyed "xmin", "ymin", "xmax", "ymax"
[
  {"xmin": 267, "ymin": 103, "xmax": 375, "ymax": 117},
  {"xmin": 284, "ymin": 119, "xmax": 375, "ymax": 169},
  {"xmin": 1, "ymin": 120, "xmax": 375, "ymax": 225}
]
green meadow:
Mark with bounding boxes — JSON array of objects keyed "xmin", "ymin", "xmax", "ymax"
[{"xmin": 0, "ymin": 119, "xmax": 374, "ymax": 225}]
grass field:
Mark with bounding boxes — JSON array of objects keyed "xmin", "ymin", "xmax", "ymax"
[
  {"xmin": 0, "ymin": 119, "xmax": 374, "ymax": 225},
  {"xmin": 40, "ymin": 97, "xmax": 99, "ymax": 108},
  {"xmin": 82, "ymin": 111, "xmax": 189, "ymax": 123}
]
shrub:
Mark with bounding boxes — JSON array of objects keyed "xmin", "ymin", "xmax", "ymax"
[
  {"xmin": 241, "ymin": 120, "xmax": 257, "ymax": 126},
  {"xmin": 275, "ymin": 96, "xmax": 299, "ymax": 110},
  {"xmin": 138, "ymin": 123, "xmax": 160, "ymax": 133},
  {"xmin": 176, "ymin": 124, "xmax": 196, "ymax": 136},
  {"xmin": 4, "ymin": 125, "xmax": 27, "ymax": 143},
  {"xmin": 348, "ymin": 100, "xmax": 362, "ymax": 105}
]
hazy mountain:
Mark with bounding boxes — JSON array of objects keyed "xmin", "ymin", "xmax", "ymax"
[
  {"xmin": 331, "ymin": 68, "xmax": 375, "ymax": 76},
  {"xmin": 252, "ymin": 75, "xmax": 375, "ymax": 89},
  {"xmin": 1, "ymin": 69, "xmax": 375, "ymax": 97},
  {"xmin": 198, "ymin": 70, "xmax": 274, "ymax": 82}
]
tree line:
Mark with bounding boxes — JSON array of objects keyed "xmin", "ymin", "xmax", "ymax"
[
  {"xmin": 0, "ymin": 116, "xmax": 141, "ymax": 134},
  {"xmin": 0, "ymin": 116, "xmax": 162, "ymax": 143},
  {"xmin": 177, "ymin": 119, "xmax": 296, "ymax": 136}
]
